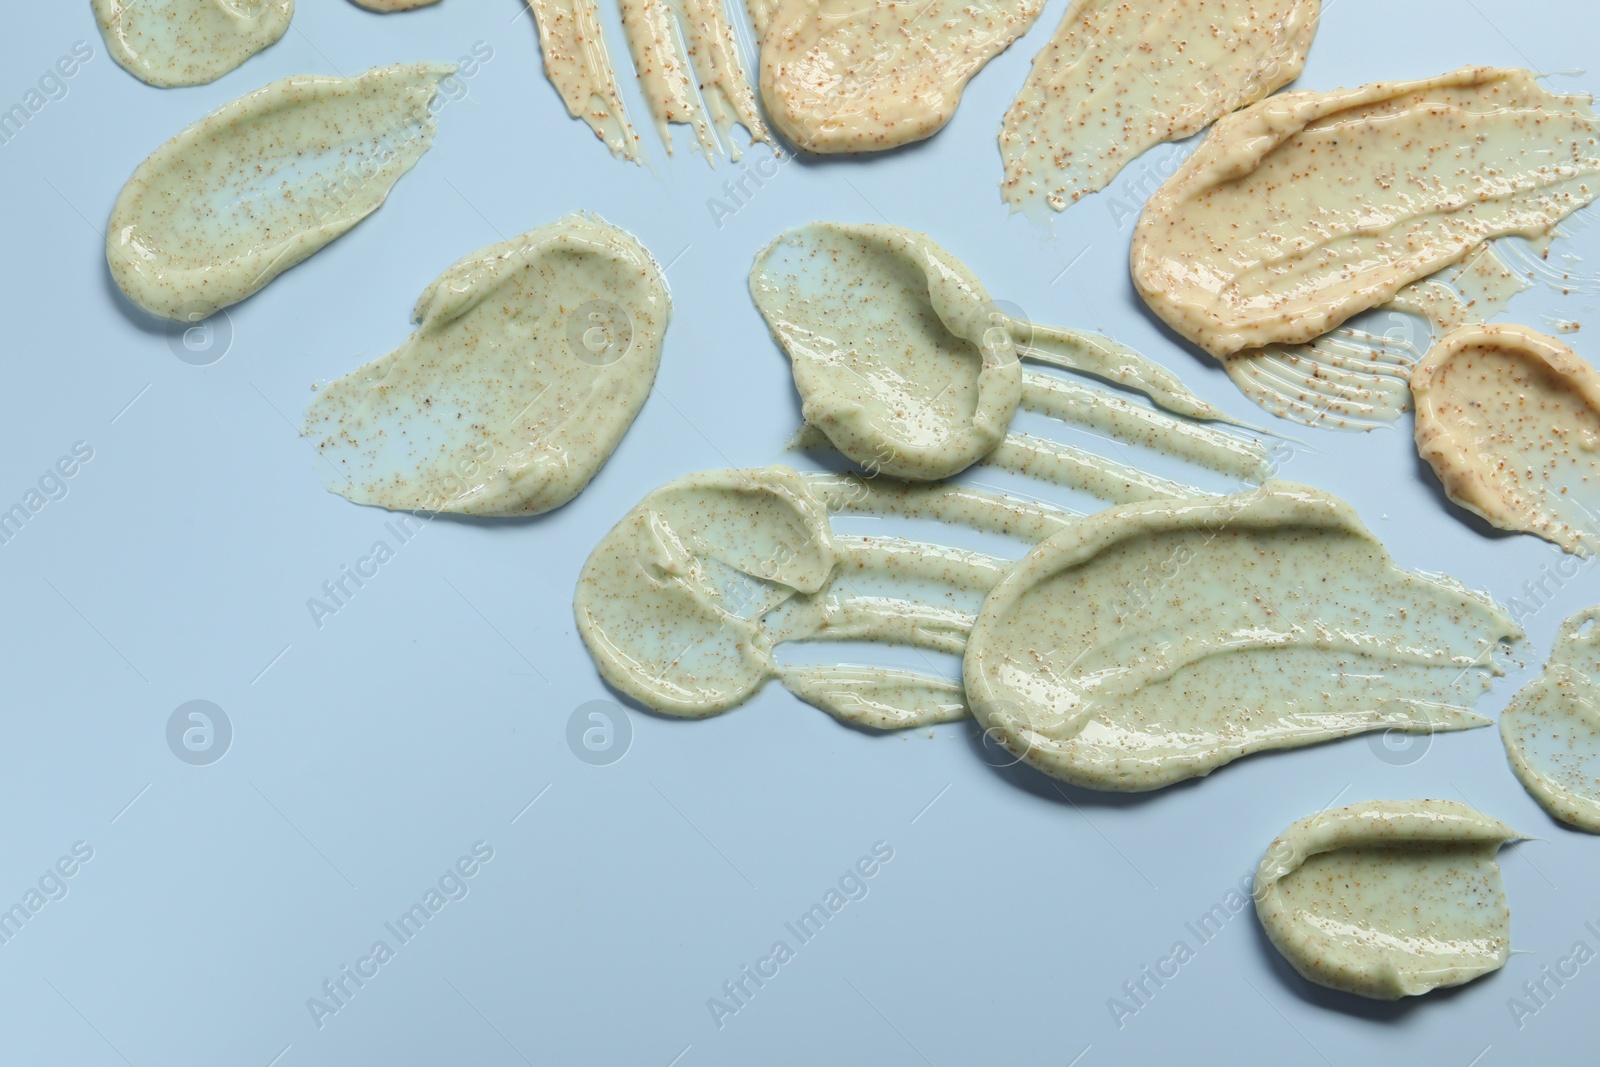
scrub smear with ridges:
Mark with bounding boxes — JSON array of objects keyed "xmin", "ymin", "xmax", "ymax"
[
  {"xmin": 1501, "ymin": 608, "xmax": 1600, "ymax": 832},
  {"xmin": 574, "ymin": 466, "xmax": 1076, "ymax": 726},
  {"xmin": 617, "ymin": 0, "xmax": 769, "ymax": 160},
  {"xmin": 303, "ymin": 213, "xmax": 669, "ymax": 517},
  {"xmin": 107, "ymin": 62, "xmax": 453, "ymax": 322},
  {"xmin": 999, "ymin": 0, "xmax": 1318, "ymax": 215},
  {"xmin": 93, "ymin": 0, "xmax": 293, "ymax": 88},
  {"xmin": 753, "ymin": 222, "xmax": 1270, "ymax": 495},
  {"xmin": 963, "ymin": 482, "xmax": 1519, "ymax": 791},
  {"xmin": 759, "ymin": 0, "xmax": 1044, "ymax": 153},
  {"xmin": 1132, "ymin": 67, "xmax": 1600, "ymax": 422},
  {"xmin": 1413, "ymin": 324, "xmax": 1600, "ymax": 556},
  {"xmin": 1254, "ymin": 800, "xmax": 1522, "ymax": 999},
  {"xmin": 528, "ymin": 0, "xmax": 642, "ymax": 161}
]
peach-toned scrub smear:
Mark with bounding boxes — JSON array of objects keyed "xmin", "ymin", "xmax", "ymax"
[
  {"xmin": 759, "ymin": 0, "xmax": 1044, "ymax": 153},
  {"xmin": 1000, "ymin": 0, "xmax": 1318, "ymax": 215},
  {"xmin": 574, "ymin": 465, "xmax": 1076, "ymax": 725},
  {"xmin": 1254, "ymin": 800, "xmax": 1522, "ymax": 999},
  {"xmin": 527, "ymin": 0, "xmax": 642, "ymax": 161},
  {"xmin": 752, "ymin": 222, "xmax": 1263, "ymax": 489},
  {"xmin": 92, "ymin": 0, "xmax": 293, "ymax": 88},
  {"xmin": 1132, "ymin": 67, "xmax": 1600, "ymax": 373},
  {"xmin": 1501, "ymin": 607, "xmax": 1600, "ymax": 833},
  {"xmin": 1413, "ymin": 324, "xmax": 1600, "ymax": 556},
  {"xmin": 303, "ymin": 213, "xmax": 669, "ymax": 517},
  {"xmin": 107, "ymin": 62, "xmax": 453, "ymax": 322},
  {"xmin": 964, "ymin": 483, "xmax": 1518, "ymax": 791}
]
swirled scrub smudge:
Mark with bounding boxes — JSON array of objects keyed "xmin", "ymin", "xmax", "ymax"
[
  {"xmin": 1413, "ymin": 324, "xmax": 1600, "ymax": 556},
  {"xmin": 1501, "ymin": 608, "xmax": 1600, "ymax": 832},
  {"xmin": 107, "ymin": 62, "xmax": 453, "ymax": 322},
  {"xmin": 1132, "ymin": 67, "xmax": 1600, "ymax": 419},
  {"xmin": 303, "ymin": 213, "xmax": 668, "ymax": 517},
  {"xmin": 92, "ymin": 0, "xmax": 293, "ymax": 88},
  {"xmin": 758, "ymin": 0, "xmax": 1043, "ymax": 153},
  {"xmin": 963, "ymin": 482, "xmax": 1518, "ymax": 791},
  {"xmin": 527, "ymin": 0, "xmax": 642, "ymax": 161},
  {"xmin": 999, "ymin": 0, "xmax": 1318, "ymax": 215},
  {"xmin": 618, "ymin": 0, "xmax": 768, "ymax": 160},
  {"xmin": 1254, "ymin": 800, "xmax": 1522, "ymax": 999},
  {"xmin": 574, "ymin": 465, "xmax": 1076, "ymax": 727},
  {"xmin": 752, "ymin": 222, "xmax": 1270, "ymax": 497}
]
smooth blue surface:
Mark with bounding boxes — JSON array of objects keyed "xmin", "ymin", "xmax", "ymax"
[{"xmin": 2, "ymin": 2, "xmax": 1598, "ymax": 1064}]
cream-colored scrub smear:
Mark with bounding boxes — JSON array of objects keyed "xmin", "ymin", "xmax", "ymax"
[
  {"xmin": 107, "ymin": 63, "xmax": 452, "ymax": 322},
  {"xmin": 753, "ymin": 222, "xmax": 1265, "ymax": 492},
  {"xmin": 1501, "ymin": 608, "xmax": 1600, "ymax": 832},
  {"xmin": 1413, "ymin": 324, "xmax": 1600, "ymax": 555},
  {"xmin": 574, "ymin": 465, "xmax": 1075, "ymax": 726},
  {"xmin": 758, "ymin": 0, "xmax": 1044, "ymax": 153},
  {"xmin": 1132, "ymin": 67, "xmax": 1600, "ymax": 360},
  {"xmin": 999, "ymin": 0, "xmax": 1318, "ymax": 215},
  {"xmin": 1224, "ymin": 240, "xmax": 1534, "ymax": 430},
  {"xmin": 1254, "ymin": 800, "xmax": 1521, "ymax": 999},
  {"xmin": 964, "ymin": 482, "xmax": 1518, "ymax": 791},
  {"xmin": 528, "ymin": 0, "xmax": 642, "ymax": 162},
  {"xmin": 303, "ymin": 213, "xmax": 667, "ymax": 516},
  {"xmin": 93, "ymin": 0, "xmax": 293, "ymax": 88},
  {"xmin": 617, "ymin": 0, "xmax": 769, "ymax": 160}
]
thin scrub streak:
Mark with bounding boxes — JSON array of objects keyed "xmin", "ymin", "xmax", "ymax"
[{"xmin": 574, "ymin": 466, "xmax": 1074, "ymax": 729}]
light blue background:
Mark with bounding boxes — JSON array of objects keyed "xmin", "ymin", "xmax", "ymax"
[{"xmin": 2, "ymin": 1, "xmax": 1598, "ymax": 1063}]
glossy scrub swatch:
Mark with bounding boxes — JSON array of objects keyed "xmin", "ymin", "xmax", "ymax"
[
  {"xmin": 618, "ymin": 0, "xmax": 768, "ymax": 159},
  {"xmin": 303, "ymin": 213, "xmax": 669, "ymax": 517},
  {"xmin": 108, "ymin": 62, "xmax": 453, "ymax": 321},
  {"xmin": 528, "ymin": 0, "xmax": 642, "ymax": 161},
  {"xmin": 963, "ymin": 483, "xmax": 1518, "ymax": 791},
  {"xmin": 1000, "ymin": 0, "xmax": 1318, "ymax": 214},
  {"xmin": 1501, "ymin": 607, "xmax": 1600, "ymax": 832},
  {"xmin": 752, "ymin": 222, "xmax": 1268, "ymax": 495},
  {"xmin": 1413, "ymin": 324, "xmax": 1600, "ymax": 556},
  {"xmin": 575, "ymin": 465, "xmax": 1077, "ymax": 727},
  {"xmin": 1132, "ymin": 68, "xmax": 1600, "ymax": 422},
  {"xmin": 93, "ymin": 0, "xmax": 293, "ymax": 88},
  {"xmin": 529, "ymin": 0, "xmax": 765, "ymax": 163},
  {"xmin": 1254, "ymin": 800, "xmax": 1521, "ymax": 999},
  {"xmin": 758, "ymin": 0, "xmax": 1043, "ymax": 153}
]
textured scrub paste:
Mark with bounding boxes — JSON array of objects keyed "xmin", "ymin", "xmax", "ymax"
[
  {"xmin": 1413, "ymin": 324, "xmax": 1600, "ymax": 556},
  {"xmin": 752, "ymin": 223, "xmax": 1269, "ymax": 494},
  {"xmin": 758, "ymin": 0, "xmax": 1043, "ymax": 153},
  {"xmin": 574, "ymin": 466, "xmax": 1076, "ymax": 727},
  {"xmin": 528, "ymin": 0, "xmax": 642, "ymax": 161},
  {"xmin": 963, "ymin": 482, "xmax": 1518, "ymax": 790},
  {"xmin": 1000, "ymin": 0, "xmax": 1318, "ymax": 214},
  {"xmin": 1132, "ymin": 67, "xmax": 1600, "ymax": 422},
  {"xmin": 1254, "ymin": 800, "xmax": 1521, "ymax": 999},
  {"xmin": 618, "ymin": 0, "xmax": 768, "ymax": 158},
  {"xmin": 92, "ymin": 0, "xmax": 293, "ymax": 88},
  {"xmin": 352, "ymin": 0, "xmax": 441, "ymax": 9},
  {"xmin": 108, "ymin": 62, "xmax": 452, "ymax": 321},
  {"xmin": 304, "ymin": 213, "xmax": 668, "ymax": 516},
  {"xmin": 1501, "ymin": 607, "xmax": 1600, "ymax": 832},
  {"xmin": 529, "ymin": 0, "xmax": 765, "ymax": 162}
]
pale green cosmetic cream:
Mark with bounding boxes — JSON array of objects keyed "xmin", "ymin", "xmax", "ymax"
[
  {"xmin": 963, "ymin": 482, "xmax": 1519, "ymax": 791},
  {"xmin": 108, "ymin": 63, "xmax": 453, "ymax": 321},
  {"xmin": 1255, "ymin": 800, "xmax": 1522, "ymax": 1000},
  {"xmin": 304, "ymin": 213, "xmax": 669, "ymax": 517}
]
